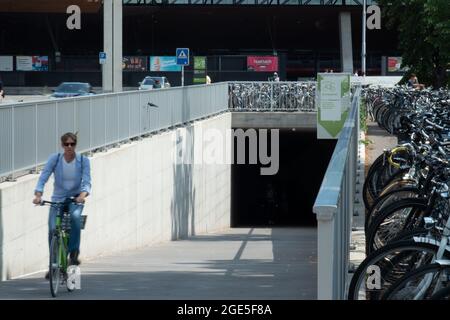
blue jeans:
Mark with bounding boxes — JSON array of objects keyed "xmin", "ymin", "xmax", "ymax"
[{"xmin": 48, "ymin": 201, "xmax": 84, "ymax": 253}]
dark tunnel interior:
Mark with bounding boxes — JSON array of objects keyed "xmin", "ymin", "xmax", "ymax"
[{"xmin": 231, "ymin": 129, "xmax": 336, "ymax": 227}]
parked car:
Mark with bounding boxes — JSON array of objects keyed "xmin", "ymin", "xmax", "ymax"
[
  {"xmin": 51, "ymin": 82, "xmax": 95, "ymax": 98},
  {"xmin": 138, "ymin": 76, "xmax": 171, "ymax": 90},
  {"xmin": 138, "ymin": 77, "xmax": 156, "ymax": 90}
]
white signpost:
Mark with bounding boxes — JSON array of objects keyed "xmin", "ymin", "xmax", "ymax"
[{"xmin": 176, "ymin": 48, "xmax": 189, "ymax": 87}]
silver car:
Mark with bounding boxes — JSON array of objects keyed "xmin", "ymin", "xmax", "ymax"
[{"xmin": 138, "ymin": 76, "xmax": 171, "ymax": 90}]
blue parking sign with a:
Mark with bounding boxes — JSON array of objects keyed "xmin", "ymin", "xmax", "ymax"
[
  {"xmin": 99, "ymin": 52, "xmax": 107, "ymax": 64},
  {"xmin": 176, "ymin": 48, "xmax": 189, "ymax": 66}
]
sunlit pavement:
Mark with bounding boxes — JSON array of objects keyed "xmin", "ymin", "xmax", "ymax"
[{"xmin": 0, "ymin": 227, "xmax": 317, "ymax": 300}]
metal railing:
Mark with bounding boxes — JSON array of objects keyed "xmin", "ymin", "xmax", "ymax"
[
  {"xmin": 124, "ymin": 0, "xmax": 377, "ymax": 6},
  {"xmin": 0, "ymin": 82, "xmax": 228, "ymax": 181},
  {"xmin": 313, "ymin": 86, "xmax": 361, "ymax": 299},
  {"xmin": 228, "ymin": 81, "xmax": 316, "ymax": 111}
]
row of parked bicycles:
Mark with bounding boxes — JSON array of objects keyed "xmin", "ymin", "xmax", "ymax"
[
  {"xmin": 228, "ymin": 82, "xmax": 315, "ymax": 111},
  {"xmin": 348, "ymin": 86, "xmax": 450, "ymax": 300}
]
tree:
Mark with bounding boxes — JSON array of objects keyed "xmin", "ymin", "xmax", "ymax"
[{"xmin": 377, "ymin": 0, "xmax": 450, "ymax": 88}]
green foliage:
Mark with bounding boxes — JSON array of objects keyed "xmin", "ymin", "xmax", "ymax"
[
  {"xmin": 360, "ymin": 98, "xmax": 368, "ymax": 134},
  {"xmin": 377, "ymin": 0, "xmax": 450, "ymax": 88},
  {"xmin": 360, "ymin": 139, "xmax": 373, "ymax": 146}
]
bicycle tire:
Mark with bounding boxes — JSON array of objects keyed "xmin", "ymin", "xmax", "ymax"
[
  {"xmin": 363, "ymin": 157, "xmax": 406, "ymax": 211},
  {"xmin": 363, "ymin": 154, "xmax": 385, "ymax": 209},
  {"xmin": 381, "ymin": 263, "xmax": 450, "ymax": 300},
  {"xmin": 348, "ymin": 238, "xmax": 443, "ymax": 300},
  {"xmin": 430, "ymin": 285, "xmax": 450, "ymax": 300},
  {"xmin": 377, "ymin": 178, "xmax": 417, "ymax": 200},
  {"xmin": 49, "ymin": 235, "xmax": 61, "ymax": 298},
  {"xmin": 365, "ymin": 186, "xmax": 420, "ymax": 233},
  {"xmin": 374, "ymin": 167, "xmax": 408, "ymax": 202},
  {"xmin": 366, "ymin": 198, "xmax": 428, "ymax": 254}
]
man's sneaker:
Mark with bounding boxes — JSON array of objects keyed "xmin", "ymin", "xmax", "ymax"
[{"xmin": 69, "ymin": 250, "xmax": 81, "ymax": 266}]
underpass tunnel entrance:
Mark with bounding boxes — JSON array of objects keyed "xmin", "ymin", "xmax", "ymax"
[{"xmin": 231, "ymin": 129, "xmax": 336, "ymax": 227}]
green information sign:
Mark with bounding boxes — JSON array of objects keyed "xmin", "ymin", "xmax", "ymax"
[
  {"xmin": 316, "ymin": 73, "xmax": 351, "ymax": 139},
  {"xmin": 194, "ymin": 56, "xmax": 206, "ymax": 70},
  {"xmin": 193, "ymin": 56, "xmax": 207, "ymax": 84}
]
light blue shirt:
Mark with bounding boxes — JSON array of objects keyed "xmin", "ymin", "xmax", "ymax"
[{"xmin": 35, "ymin": 153, "xmax": 92, "ymax": 202}]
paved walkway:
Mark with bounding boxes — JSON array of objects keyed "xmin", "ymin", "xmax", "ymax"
[
  {"xmin": 349, "ymin": 120, "xmax": 398, "ymax": 270},
  {"xmin": 0, "ymin": 227, "xmax": 317, "ymax": 300},
  {"xmin": 365, "ymin": 121, "xmax": 398, "ymax": 174}
]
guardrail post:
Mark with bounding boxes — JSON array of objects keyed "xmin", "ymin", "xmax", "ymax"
[
  {"xmin": 89, "ymin": 97, "xmax": 93, "ymax": 156},
  {"xmin": 139, "ymin": 91, "xmax": 142, "ymax": 136},
  {"xmin": 73, "ymin": 99, "xmax": 76, "ymax": 136},
  {"xmin": 316, "ymin": 208, "xmax": 336, "ymax": 300},
  {"xmin": 33, "ymin": 103, "xmax": 38, "ymax": 174},
  {"xmin": 103, "ymin": 96, "xmax": 107, "ymax": 151},
  {"xmin": 55, "ymin": 101, "xmax": 59, "ymax": 153},
  {"xmin": 7, "ymin": 105, "xmax": 16, "ymax": 182},
  {"xmin": 128, "ymin": 93, "xmax": 131, "ymax": 142},
  {"xmin": 117, "ymin": 92, "xmax": 120, "ymax": 145}
]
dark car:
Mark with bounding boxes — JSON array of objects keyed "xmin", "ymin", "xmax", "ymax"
[{"xmin": 51, "ymin": 82, "xmax": 95, "ymax": 98}]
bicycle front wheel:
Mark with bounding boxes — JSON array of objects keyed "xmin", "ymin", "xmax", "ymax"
[
  {"xmin": 49, "ymin": 235, "xmax": 61, "ymax": 297},
  {"xmin": 382, "ymin": 263, "xmax": 450, "ymax": 300}
]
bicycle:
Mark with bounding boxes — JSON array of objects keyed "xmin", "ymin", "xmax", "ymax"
[
  {"xmin": 39, "ymin": 197, "xmax": 87, "ymax": 297},
  {"xmin": 379, "ymin": 210, "xmax": 450, "ymax": 299}
]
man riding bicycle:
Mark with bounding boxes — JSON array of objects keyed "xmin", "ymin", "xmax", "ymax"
[{"xmin": 32, "ymin": 132, "xmax": 91, "ymax": 279}]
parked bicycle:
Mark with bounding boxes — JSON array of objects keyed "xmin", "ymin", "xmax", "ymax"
[
  {"xmin": 228, "ymin": 82, "xmax": 315, "ymax": 111},
  {"xmin": 348, "ymin": 85, "xmax": 450, "ymax": 300}
]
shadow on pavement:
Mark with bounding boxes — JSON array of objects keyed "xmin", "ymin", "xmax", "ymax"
[{"xmin": 0, "ymin": 228, "xmax": 317, "ymax": 300}]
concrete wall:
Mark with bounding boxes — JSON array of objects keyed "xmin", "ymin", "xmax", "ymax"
[
  {"xmin": 0, "ymin": 113, "xmax": 231, "ymax": 280},
  {"xmin": 232, "ymin": 112, "xmax": 316, "ymax": 129}
]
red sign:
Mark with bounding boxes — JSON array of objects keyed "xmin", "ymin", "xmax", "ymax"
[
  {"xmin": 247, "ymin": 56, "xmax": 278, "ymax": 72},
  {"xmin": 387, "ymin": 57, "xmax": 407, "ymax": 73}
]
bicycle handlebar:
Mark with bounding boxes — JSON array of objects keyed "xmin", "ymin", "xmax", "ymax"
[{"xmin": 38, "ymin": 197, "xmax": 80, "ymax": 207}]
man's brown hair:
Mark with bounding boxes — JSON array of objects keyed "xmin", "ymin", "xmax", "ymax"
[{"xmin": 61, "ymin": 132, "xmax": 77, "ymax": 144}]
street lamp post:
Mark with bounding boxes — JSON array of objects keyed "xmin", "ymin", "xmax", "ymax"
[{"xmin": 362, "ymin": 0, "xmax": 367, "ymax": 77}]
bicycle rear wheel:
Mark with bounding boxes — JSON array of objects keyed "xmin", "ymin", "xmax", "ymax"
[
  {"xmin": 430, "ymin": 285, "xmax": 450, "ymax": 300},
  {"xmin": 365, "ymin": 186, "xmax": 419, "ymax": 233},
  {"xmin": 49, "ymin": 235, "xmax": 61, "ymax": 297},
  {"xmin": 348, "ymin": 238, "xmax": 439, "ymax": 300},
  {"xmin": 366, "ymin": 198, "xmax": 428, "ymax": 254},
  {"xmin": 382, "ymin": 263, "xmax": 450, "ymax": 300}
]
